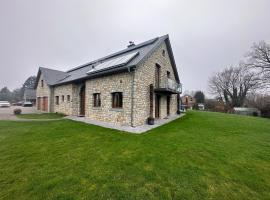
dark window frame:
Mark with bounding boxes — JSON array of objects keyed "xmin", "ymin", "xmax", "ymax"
[
  {"xmin": 112, "ymin": 92, "xmax": 123, "ymax": 108},
  {"xmin": 162, "ymin": 49, "xmax": 166, "ymax": 57},
  {"xmin": 93, "ymin": 93, "xmax": 101, "ymax": 107},
  {"xmin": 167, "ymin": 71, "xmax": 171, "ymax": 78},
  {"xmin": 55, "ymin": 96, "xmax": 59, "ymax": 105}
]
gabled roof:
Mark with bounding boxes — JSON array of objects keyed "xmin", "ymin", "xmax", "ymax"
[
  {"xmin": 35, "ymin": 34, "xmax": 180, "ymax": 87},
  {"xmin": 34, "ymin": 67, "xmax": 69, "ymax": 88}
]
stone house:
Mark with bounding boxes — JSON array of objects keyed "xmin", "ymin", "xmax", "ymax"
[
  {"xmin": 35, "ymin": 35, "xmax": 182, "ymax": 127},
  {"xmin": 181, "ymin": 95, "xmax": 196, "ymax": 110}
]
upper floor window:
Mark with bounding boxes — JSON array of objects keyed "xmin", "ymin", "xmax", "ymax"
[
  {"xmin": 155, "ymin": 64, "xmax": 161, "ymax": 87},
  {"xmin": 55, "ymin": 96, "xmax": 59, "ymax": 105},
  {"xmin": 167, "ymin": 71, "xmax": 171, "ymax": 78},
  {"xmin": 67, "ymin": 95, "xmax": 71, "ymax": 102},
  {"xmin": 62, "ymin": 95, "xmax": 65, "ymax": 102},
  {"xmin": 41, "ymin": 80, "xmax": 44, "ymax": 87},
  {"xmin": 162, "ymin": 49, "xmax": 166, "ymax": 57},
  {"xmin": 112, "ymin": 92, "xmax": 123, "ymax": 108},
  {"xmin": 93, "ymin": 93, "xmax": 101, "ymax": 107}
]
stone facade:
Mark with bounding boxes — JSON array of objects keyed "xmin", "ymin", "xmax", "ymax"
[
  {"xmin": 36, "ymin": 41, "xmax": 179, "ymax": 127},
  {"xmin": 36, "ymin": 74, "xmax": 51, "ymax": 112},
  {"xmin": 132, "ymin": 42, "xmax": 178, "ymax": 126},
  {"xmin": 85, "ymin": 72, "xmax": 132, "ymax": 126},
  {"xmin": 53, "ymin": 84, "xmax": 73, "ymax": 115}
]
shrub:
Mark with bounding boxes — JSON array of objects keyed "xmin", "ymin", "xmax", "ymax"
[{"xmin": 14, "ymin": 108, "xmax": 22, "ymax": 115}]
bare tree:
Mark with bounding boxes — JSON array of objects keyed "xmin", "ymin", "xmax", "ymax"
[
  {"xmin": 209, "ymin": 66, "xmax": 261, "ymax": 108},
  {"xmin": 244, "ymin": 41, "xmax": 270, "ymax": 85}
]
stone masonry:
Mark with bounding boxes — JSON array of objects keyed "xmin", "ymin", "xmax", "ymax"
[
  {"xmin": 132, "ymin": 42, "xmax": 178, "ymax": 126},
  {"xmin": 36, "ymin": 41, "xmax": 179, "ymax": 127}
]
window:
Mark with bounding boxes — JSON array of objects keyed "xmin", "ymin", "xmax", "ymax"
[
  {"xmin": 167, "ymin": 71, "xmax": 171, "ymax": 78},
  {"xmin": 55, "ymin": 96, "xmax": 59, "ymax": 105},
  {"xmin": 62, "ymin": 95, "xmax": 65, "ymax": 102},
  {"xmin": 41, "ymin": 80, "xmax": 44, "ymax": 87},
  {"xmin": 162, "ymin": 49, "xmax": 166, "ymax": 57},
  {"xmin": 93, "ymin": 93, "xmax": 101, "ymax": 107},
  {"xmin": 112, "ymin": 92, "xmax": 123, "ymax": 108},
  {"xmin": 155, "ymin": 64, "xmax": 160, "ymax": 87},
  {"xmin": 67, "ymin": 95, "xmax": 70, "ymax": 102}
]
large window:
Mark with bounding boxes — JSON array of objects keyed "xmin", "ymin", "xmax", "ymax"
[
  {"xmin": 93, "ymin": 93, "xmax": 101, "ymax": 107},
  {"xmin": 112, "ymin": 92, "xmax": 123, "ymax": 108},
  {"xmin": 55, "ymin": 96, "xmax": 59, "ymax": 105}
]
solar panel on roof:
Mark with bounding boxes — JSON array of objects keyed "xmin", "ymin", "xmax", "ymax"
[{"xmin": 87, "ymin": 51, "xmax": 139, "ymax": 74}]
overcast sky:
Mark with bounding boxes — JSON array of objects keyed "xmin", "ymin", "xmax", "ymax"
[{"xmin": 1, "ymin": 0, "xmax": 270, "ymax": 95}]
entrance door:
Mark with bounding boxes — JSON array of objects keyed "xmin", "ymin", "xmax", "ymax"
[
  {"xmin": 80, "ymin": 86, "xmax": 86, "ymax": 116},
  {"xmin": 42, "ymin": 97, "xmax": 48, "ymax": 112},
  {"xmin": 155, "ymin": 94, "xmax": 160, "ymax": 118},
  {"xmin": 167, "ymin": 95, "xmax": 170, "ymax": 116}
]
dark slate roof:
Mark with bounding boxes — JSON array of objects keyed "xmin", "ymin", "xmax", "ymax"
[
  {"xmin": 24, "ymin": 88, "xmax": 36, "ymax": 100},
  {"xmin": 35, "ymin": 34, "xmax": 180, "ymax": 87},
  {"xmin": 35, "ymin": 67, "xmax": 69, "ymax": 88}
]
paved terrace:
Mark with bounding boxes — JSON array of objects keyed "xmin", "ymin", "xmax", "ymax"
[{"xmin": 65, "ymin": 114, "xmax": 185, "ymax": 134}]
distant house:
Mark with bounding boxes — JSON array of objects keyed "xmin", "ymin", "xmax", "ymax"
[
  {"xmin": 23, "ymin": 88, "xmax": 36, "ymax": 105},
  {"xmin": 198, "ymin": 103, "xmax": 205, "ymax": 110},
  {"xmin": 181, "ymin": 95, "xmax": 196, "ymax": 109},
  {"xmin": 34, "ymin": 35, "xmax": 182, "ymax": 127}
]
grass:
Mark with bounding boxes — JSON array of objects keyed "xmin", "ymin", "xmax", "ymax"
[
  {"xmin": 0, "ymin": 111, "xmax": 269, "ymax": 200},
  {"xmin": 16, "ymin": 113, "xmax": 65, "ymax": 119}
]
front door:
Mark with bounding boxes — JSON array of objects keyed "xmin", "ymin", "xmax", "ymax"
[
  {"xmin": 155, "ymin": 94, "xmax": 160, "ymax": 118},
  {"xmin": 80, "ymin": 86, "xmax": 86, "ymax": 116}
]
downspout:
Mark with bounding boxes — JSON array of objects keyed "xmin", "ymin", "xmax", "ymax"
[{"xmin": 129, "ymin": 66, "xmax": 135, "ymax": 127}]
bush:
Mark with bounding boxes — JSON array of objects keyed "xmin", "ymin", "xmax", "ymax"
[{"xmin": 14, "ymin": 108, "xmax": 22, "ymax": 115}]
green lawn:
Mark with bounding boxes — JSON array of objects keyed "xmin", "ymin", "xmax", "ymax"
[
  {"xmin": 16, "ymin": 113, "xmax": 65, "ymax": 119},
  {"xmin": 0, "ymin": 111, "xmax": 269, "ymax": 200}
]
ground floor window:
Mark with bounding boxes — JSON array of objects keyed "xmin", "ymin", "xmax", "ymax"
[
  {"xmin": 55, "ymin": 96, "xmax": 59, "ymax": 105},
  {"xmin": 93, "ymin": 93, "xmax": 101, "ymax": 107},
  {"xmin": 67, "ymin": 95, "xmax": 70, "ymax": 102},
  {"xmin": 62, "ymin": 95, "xmax": 65, "ymax": 102},
  {"xmin": 112, "ymin": 92, "xmax": 123, "ymax": 108}
]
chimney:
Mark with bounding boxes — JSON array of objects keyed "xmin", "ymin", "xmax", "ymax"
[{"xmin": 127, "ymin": 41, "xmax": 135, "ymax": 48}]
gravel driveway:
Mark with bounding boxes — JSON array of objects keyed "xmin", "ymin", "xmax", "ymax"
[{"xmin": 0, "ymin": 106, "xmax": 38, "ymax": 120}]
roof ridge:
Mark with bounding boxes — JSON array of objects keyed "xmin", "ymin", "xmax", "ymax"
[
  {"xmin": 40, "ymin": 67, "xmax": 66, "ymax": 73},
  {"xmin": 66, "ymin": 36, "xmax": 164, "ymax": 73}
]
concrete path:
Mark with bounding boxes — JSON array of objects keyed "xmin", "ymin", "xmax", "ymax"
[
  {"xmin": 65, "ymin": 114, "xmax": 185, "ymax": 134},
  {"xmin": 0, "ymin": 106, "xmax": 63, "ymax": 121},
  {"xmin": 0, "ymin": 106, "xmax": 37, "ymax": 120}
]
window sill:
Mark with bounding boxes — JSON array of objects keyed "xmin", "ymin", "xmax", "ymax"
[{"xmin": 111, "ymin": 108, "xmax": 123, "ymax": 112}]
